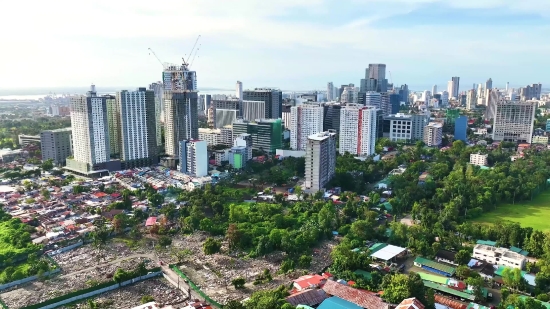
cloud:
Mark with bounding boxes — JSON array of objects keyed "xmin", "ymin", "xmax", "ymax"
[{"xmin": 0, "ymin": 0, "xmax": 549, "ymax": 90}]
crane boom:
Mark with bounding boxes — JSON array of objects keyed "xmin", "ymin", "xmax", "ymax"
[
  {"xmin": 190, "ymin": 44, "xmax": 201, "ymax": 67},
  {"xmin": 148, "ymin": 48, "xmax": 163, "ymax": 66},
  {"xmin": 186, "ymin": 35, "xmax": 201, "ymax": 63}
]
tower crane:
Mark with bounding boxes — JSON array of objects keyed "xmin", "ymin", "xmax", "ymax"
[
  {"xmin": 183, "ymin": 35, "xmax": 201, "ymax": 67},
  {"xmin": 388, "ymin": 71, "xmax": 394, "ymax": 84},
  {"xmin": 148, "ymin": 48, "xmax": 164, "ymax": 66},
  {"xmin": 190, "ymin": 44, "xmax": 201, "ymax": 67}
]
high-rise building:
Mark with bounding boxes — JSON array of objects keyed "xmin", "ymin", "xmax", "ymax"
[
  {"xmin": 282, "ymin": 104, "xmax": 292, "ymax": 129},
  {"xmin": 389, "ymin": 93, "xmax": 401, "ymax": 114},
  {"xmin": 412, "ymin": 114, "xmax": 430, "ymax": 141},
  {"xmin": 423, "ymin": 122, "xmax": 443, "ymax": 146},
  {"xmin": 105, "ymin": 95, "xmax": 120, "ymax": 158},
  {"xmin": 148, "ymin": 82, "xmax": 164, "ymax": 147},
  {"xmin": 290, "ymin": 104, "xmax": 324, "ymax": 151},
  {"xmin": 368, "ymin": 64, "xmax": 388, "ymax": 92},
  {"xmin": 432, "ymin": 85, "xmax": 437, "ymax": 96},
  {"xmin": 339, "ymin": 105, "xmax": 378, "ymax": 156},
  {"xmin": 40, "ymin": 128, "xmax": 72, "ymax": 166},
  {"xmin": 365, "ymin": 91, "xmax": 382, "ymax": 108},
  {"xmin": 242, "ymin": 100, "xmax": 266, "ymax": 121},
  {"xmin": 340, "ymin": 86, "xmax": 359, "ymax": 103},
  {"xmin": 386, "ymin": 113, "xmax": 413, "ymax": 142},
  {"xmin": 451, "ymin": 76, "xmax": 460, "ymax": 98},
  {"xmin": 179, "ymin": 140, "xmax": 207, "ymax": 177},
  {"xmin": 519, "ymin": 83, "xmax": 542, "ymax": 101},
  {"xmin": 236, "ymin": 81, "xmax": 243, "ymax": 100},
  {"xmin": 232, "ymin": 119, "xmax": 283, "ymax": 153},
  {"xmin": 484, "ymin": 89, "xmax": 501, "ymax": 120},
  {"xmin": 198, "ymin": 128, "xmax": 221, "ymax": 146},
  {"xmin": 304, "ymin": 131, "xmax": 336, "ymax": 192},
  {"xmin": 380, "ymin": 92, "xmax": 391, "ymax": 116},
  {"xmin": 163, "ymin": 62, "xmax": 199, "ymax": 157},
  {"xmin": 242, "ymin": 88, "xmax": 282, "ymax": 119},
  {"xmin": 322, "ymin": 102, "xmax": 342, "ymax": 133},
  {"xmin": 399, "ymin": 84, "xmax": 409, "ymax": 104},
  {"xmin": 215, "ymin": 109, "xmax": 239, "ymax": 129},
  {"xmin": 441, "ymin": 91, "xmax": 449, "ymax": 106},
  {"xmin": 327, "ymin": 82, "xmax": 334, "ymax": 101},
  {"xmin": 485, "ymin": 78, "xmax": 493, "ymax": 90},
  {"xmin": 492, "ymin": 101, "xmax": 536, "ymax": 143},
  {"xmin": 455, "ymin": 116, "xmax": 468, "ymax": 142},
  {"xmin": 66, "ymin": 85, "xmax": 118, "ymax": 174},
  {"xmin": 116, "ymin": 88, "xmax": 158, "ymax": 168},
  {"xmin": 466, "ymin": 90, "xmax": 476, "ymax": 110},
  {"xmin": 477, "ymin": 84, "xmax": 484, "ymax": 99}
]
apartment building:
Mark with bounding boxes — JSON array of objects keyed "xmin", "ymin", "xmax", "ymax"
[
  {"xmin": 491, "ymin": 101, "xmax": 536, "ymax": 144},
  {"xmin": 179, "ymin": 140, "xmax": 207, "ymax": 177},
  {"xmin": 40, "ymin": 128, "xmax": 72, "ymax": 166},
  {"xmin": 232, "ymin": 119, "xmax": 282, "ymax": 153},
  {"xmin": 473, "ymin": 244, "xmax": 526, "ymax": 269},
  {"xmin": 304, "ymin": 131, "xmax": 336, "ymax": 192},
  {"xmin": 290, "ymin": 104, "xmax": 324, "ymax": 151},
  {"xmin": 198, "ymin": 128, "xmax": 221, "ymax": 146},
  {"xmin": 339, "ymin": 104, "xmax": 378, "ymax": 156},
  {"xmin": 470, "ymin": 153, "xmax": 488, "ymax": 166},
  {"xmin": 423, "ymin": 122, "xmax": 443, "ymax": 147},
  {"xmin": 386, "ymin": 113, "xmax": 413, "ymax": 142}
]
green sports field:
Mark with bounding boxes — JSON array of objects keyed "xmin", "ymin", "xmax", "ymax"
[{"xmin": 470, "ymin": 191, "xmax": 550, "ymax": 231}]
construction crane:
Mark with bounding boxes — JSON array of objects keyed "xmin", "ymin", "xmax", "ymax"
[
  {"xmin": 148, "ymin": 48, "xmax": 164, "ymax": 66},
  {"xmin": 388, "ymin": 71, "xmax": 394, "ymax": 84},
  {"xmin": 190, "ymin": 44, "xmax": 201, "ymax": 67},
  {"xmin": 183, "ymin": 35, "xmax": 201, "ymax": 67}
]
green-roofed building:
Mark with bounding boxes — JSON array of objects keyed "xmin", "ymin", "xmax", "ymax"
[
  {"xmin": 414, "ymin": 257, "xmax": 456, "ymax": 276},
  {"xmin": 509, "ymin": 246, "xmax": 529, "ymax": 256},
  {"xmin": 369, "ymin": 243, "xmax": 388, "ymax": 254},
  {"xmin": 467, "ymin": 303, "xmax": 491, "ymax": 309},
  {"xmin": 354, "ymin": 269, "xmax": 372, "ymax": 280},
  {"xmin": 418, "ymin": 272, "xmax": 449, "ymax": 284},
  {"xmin": 476, "ymin": 240, "xmax": 497, "ymax": 246},
  {"xmin": 423, "ymin": 280, "xmax": 475, "ymax": 301},
  {"xmin": 382, "ymin": 201, "xmax": 392, "ymax": 212}
]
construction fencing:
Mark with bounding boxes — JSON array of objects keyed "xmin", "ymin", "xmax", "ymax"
[{"xmin": 170, "ymin": 265, "xmax": 224, "ymax": 308}]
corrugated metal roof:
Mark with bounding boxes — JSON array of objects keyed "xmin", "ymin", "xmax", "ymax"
[
  {"xmin": 286, "ymin": 289, "xmax": 328, "ymax": 306},
  {"xmin": 434, "ymin": 295, "xmax": 467, "ymax": 309},
  {"xmin": 414, "ymin": 257, "xmax": 456, "ymax": 275},
  {"xmin": 322, "ymin": 280, "xmax": 388, "ymax": 309},
  {"xmin": 417, "ymin": 272, "xmax": 449, "ymax": 285}
]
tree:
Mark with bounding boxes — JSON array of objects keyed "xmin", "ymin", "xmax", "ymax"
[
  {"xmin": 226, "ymin": 224, "xmax": 242, "ymax": 249},
  {"xmin": 232, "ymin": 277, "xmax": 246, "ymax": 289},
  {"xmin": 157, "ymin": 235, "xmax": 172, "ymax": 247},
  {"xmin": 465, "ymin": 276, "xmax": 485, "ymax": 301},
  {"xmin": 225, "ymin": 300, "xmax": 245, "ymax": 309},
  {"xmin": 40, "ymin": 189, "xmax": 50, "ymax": 200},
  {"xmin": 455, "ymin": 249, "xmax": 472, "ymax": 265},
  {"xmin": 41, "ymin": 159, "xmax": 54, "ymax": 171},
  {"xmin": 298, "ymin": 255, "xmax": 312, "ymax": 268},
  {"xmin": 244, "ymin": 285, "xmax": 288, "ymax": 309},
  {"xmin": 382, "ymin": 274, "xmax": 410, "ymax": 303},
  {"xmin": 455, "ymin": 265, "xmax": 471, "ymax": 279},
  {"xmin": 148, "ymin": 193, "xmax": 164, "ymax": 208},
  {"xmin": 203, "ymin": 238, "xmax": 221, "ymax": 255},
  {"xmin": 140, "ymin": 295, "xmax": 155, "ymax": 304}
]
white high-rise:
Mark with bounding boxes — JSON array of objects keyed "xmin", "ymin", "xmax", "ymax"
[
  {"xmin": 365, "ymin": 91, "xmax": 382, "ymax": 108},
  {"xmin": 70, "ymin": 85, "xmax": 110, "ymax": 166},
  {"xmin": 423, "ymin": 122, "xmax": 443, "ymax": 147},
  {"xmin": 339, "ymin": 105, "xmax": 378, "ymax": 156},
  {"xmin": 241, "ymin": 100, "xmax": 266, "ymax": 121},
  {"xmin": 304, "ymin": 131, "xmax": 336, "ymax": 192},
  {"xmin": 432, "ymin": 85, "xmax": 437, "ymax": 96},
  {"xmin": 327, "ymin": 82, "xmax": 334, "ymax": 101},
  {"xmin": 236, "ymin": 81, "xmax": 243, "ymax": 99},
  {"xmin": 290, "ymin": 104, "xmax": 324, "ymax": 150},
  {"xmin": 492, "ymin": 101, "xmax": 536, "ymax": 144},
  {"xmin": 466, "ymin": 90, "xmax": 476, "ymax": 110},
  {"xmin": 340, "ymin": 86, "xmax": 359, "ymax": 103},
  {"xmin": 179, "ymin": 140, "xmax": 208, "ymax": 177},
  {"xmin": 441, "ymin": 91, "xmax": 449, "ymax": 106}
]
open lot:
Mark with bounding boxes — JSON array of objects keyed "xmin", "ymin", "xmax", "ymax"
[{"xmin": 470, "ymin": 191, "xmax": 550, "ymax": 231}]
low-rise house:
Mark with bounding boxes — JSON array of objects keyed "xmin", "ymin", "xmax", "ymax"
[
  {"xmin": 293, "ymin": 274, "xmax": 327, "ymax": 291},
  {"xmin": 435, "ymin": 249, "xmax": 457, "ymax": 266},
  {"xmin": 472, "ymin": 244, "xmax": 526, "ymax": 269}
]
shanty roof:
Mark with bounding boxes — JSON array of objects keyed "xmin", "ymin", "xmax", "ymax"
[
  {"xmin": 286, "ymin": 289, "xmax": 328, "ymax": 306},
  {"xmin": 322, "ymin": 280, "xmax": 388, "ymax": 309},
  {"xmin": 396, "ymin": 298, "xmax": 426, "ymax": 309}
]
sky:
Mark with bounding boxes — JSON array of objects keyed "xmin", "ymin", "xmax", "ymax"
[{"xmin": 1, "ymin": 0, "xmax": 549, "ymax": 92}]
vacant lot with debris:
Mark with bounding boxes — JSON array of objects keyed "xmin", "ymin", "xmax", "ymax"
[
  {"xmin": 60, "ymin": 278, "xmax": 186, "ymax": 309},
  {"xmin": 170, "ymin": 232, "xmax": 337, "ymax": 304}
]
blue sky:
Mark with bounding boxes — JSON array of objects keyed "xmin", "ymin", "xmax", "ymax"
[{"xmin": 1, "ymin": 0, "xmax": 549, "ymax": 92}]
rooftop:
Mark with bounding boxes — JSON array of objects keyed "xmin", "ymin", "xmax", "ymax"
[
  {"xmin": 308, "ymin": 131, "xmax": 337, "ymax": 141},
  {"xmin": 322, "ymin": 280, "xmax": 387, "ymax": 309}
]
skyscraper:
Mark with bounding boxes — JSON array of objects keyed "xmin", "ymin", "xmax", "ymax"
[
  {"xmin": 327, "ymin": 82, "xmax": 334, "ymax": 101},
  {"xmin": 290, "ymin": 104, "xmax": 324, "ymax": 151},
  {"xmin": 423, "ymin": 122, "xmax": 443, "ymax": 147},
  {"xmin": 454, "ymin": 116, "xmax": 468, "ymax": 142},
  {"xmin": 116, "ymin": 88, "xmax": 158, "ymax": 168},
  {"xmin": 466, "ymin": 89, "xmax": 476, "ymax": 110},
  {"xmin": 242, "ymin": 88, "xmax": 282, "ymax": 119},
  {"xmin": 491, "ymin": 101, "xmax": 536, "ymax": 143},
  {"xmin": 66, "ymin": 85, "xmax": 115, "ymax": 174},
  {"xmin": 365, "ymin": 91, "xmax": 382, "ymax": 108},
  {"xmin": 432, "ymin": 85, "xmax": 437, "ymax": 96},
  {"xmin": 399, "ymin": 84, "xmax": 409, "ymax": 103},
  {"xmin": 339, "ymin": 105, "xmax": 378, "ymax": 156},
  {"xmin": 242, "ymin": 100, "xmax": 266, "ymax": 121},
  {"xmin": 163, "ymin": 62, "xmax": 199, "ymax": 157},
  {"xmin": 340, "ymin": 86, "xmax": 359, "ymax": 103},
  {"xmin": 485, "ymin": 78, "xmax": 493, "ymax": 90},
  {"xmin": 179, "ymin": 140, "xmax": 207, "ymax": 177},
  {"xmin": 148, "ymin": 82, "xmax": 164, "ymax": 147},
  {"xmin": 441, "ymin": 91, "xmax": 449, "ymax": 106},
  {"xmin": 236, "ymin": 81, "xmax": 243, "ymax": 100},
  {"xmin": 368, "ymin": 64, "xmax": 388, "ymax": 92},
  {"xmin": 40, "ymin": 128, "xmax": 72, "ymax": 166},
  {"xmin": 448, "ymin": 77, "xmax": 460, "ymax": 98},
  {"xmin": 105, "ymin": 95, "xmax": 120, "ymax": 158},
  {"xmin": 304, "ymin": 131, "xmax": 336, "ymax": 192}
]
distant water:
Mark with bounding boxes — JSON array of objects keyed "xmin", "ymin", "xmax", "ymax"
[{"xmin": 0, "ymin": 90, "xmax": 236, "ymax": 101}]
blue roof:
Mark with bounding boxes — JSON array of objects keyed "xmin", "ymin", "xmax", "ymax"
[
  {"xmin": 476, "ymin": 240, "xmax": 497, "ymax": 246},
  {"xmin": 318, "ymin": 297, "xmax": 363, "ymax": 309}
]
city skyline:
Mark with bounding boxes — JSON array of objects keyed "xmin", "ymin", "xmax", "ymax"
[{"xmin": 1, "ymin": 0, "xmax": 549, "ymax": 90}]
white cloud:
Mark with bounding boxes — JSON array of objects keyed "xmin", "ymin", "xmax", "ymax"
[{"xmin": 0, "ymin": 0, "xmax": 549, "ymax": 89}]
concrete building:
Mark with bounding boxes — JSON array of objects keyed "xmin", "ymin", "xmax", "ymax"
[
  {"xmin": 18, "ymin": 134, "xmax": 41, "ymax": 147},
  {"xmin": 40, "ymin": 128, "xmax": 72, "ymax": 166},
  {"xmin": 163, "ymin": 62, "xmax": 199, "ymax": 157},
  {"xmin": 340, "ymin": 86, "xmax": 359, "ymax": 103},
  {"xmin": 220, "ymin": 126, "xmax": 234, "ymax": 146},
  {"xmin": 305, "ymin": 131, "xmax": 336, "ymax": 192},
  {"xmin": 327, "ymin": 82, "xmax": 334, "ymax": 101},
  {"xmin": 423, "ymin": 122, "xmax": 443, "ymax": 147},
  {"xmin": 66, "ymin": 85, "xmax": 119, "ymax": 175},
  {"xmin": 148, "ymin": 82, "xmax": 164, "ymax": 147},
  {"xmin": 448, "ymin": 76, "xmax": 460, "ymax": 98},
  {"xmin": 179, "ymin": 140, "xmax": 207, "ymax": 177},
  {"xmin": 242, "ymin": 88, "xmax": 282, "ymax": 119},
  {"xmin": 365, "ymin": 91, "xmax": 382, "ymax": 109},
  {"xmin": 454, "ymin": 116, "xmax": 468, "ymax": 142},
  {"xmin": 389, "ymin": 93, "xmax": 401, "ymax": 114},
  {"xmin": 412, "ymin": 114, "xmax": 430, "ymax": 141},
  {"xmin": 236, "ymin": 81, "xmax": 243, "ymax": 100},
  {"xmin": 386, "ymin": 113, "xmax": 413, "ymax": 142},
  {"xmin": 282, "ymin": 104, "xmax": 292, "ymax": 129},
  {"xmin": 473, "ymin": 244, "xmax": 526, "ymax": 269},
  {"xmin": 105, "ymin": 95, "xmax": 121, "ymax": 157},
  {"xmin": 116, "ymin": 88, "xmax": 158, "ymax": 168},
  {"xmin": 491, "ymin": 101, "xmax": 536, "ymax": 144},
  {"xmin": 470, "ymin": 153, "xmax": 488, "ymax": 166},
  {"xmin": 532, "ymin": 135, "xmax": 549, "ymax": 144},
  {"xmin": 232, "ymin": 119, "xmax": 282, "ymax": 153},
  {"xmin": 322, "ymin": 102, "xmax": 342, "ymax": 132},
  {"xmin": 486, "ymin": 78, "xmax": 493, "ymax": 90},
  {"xmin": 198, "ymin": 128, "xmax": 221, "ymax": 146},
  {"xmin": 242, "ymin": 100, "xmax": 266, "ymax": 121},
  {"xmin": 466, "ymin": 89, "xmax": 476, "ymax": 110},
  {"xmin": 339, "ymin": 105, "xmax": 378, "ymax": 156},
  {"xmin": 290, "ymin": 104, "xmax": 324, "ymax": 151},
  {"xmin": 215, "ymin": 109, "xmax": 239, "ymax": 129},
  {"xmin": 441, "ymin": 91, "xmax": 449, "ymax": 106},
  {"xmin": 367, "ymin": 63, "xmax": 388, "ymax": 92}
]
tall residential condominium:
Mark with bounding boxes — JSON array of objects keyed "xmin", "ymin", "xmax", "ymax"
[
  {"xmin": 105, "ymin": 94, "xmax": 120, "ymax": 157},
  {"xmin": 236, "ymin": 81, "xmax": 243, "ymax": 99},
  {"xmin": 40, "ymin": 128, "xmax": 72, "ymax": 166},
  {"xmin": 179, "ymin": 140, "xmax": 207, "ymax": 177},
  {"xmin": 432, "ymin": 85, "xmax": 437, "ymax": 96},
  {"xmin": 290, "ymin": 104, "xmax": 324, "ymax": 150},
  {"xmin": 365, "ymin": 91, "xmax": 381, "ymax": 108},
  {"xmin": 242, "ymin": 100, "xmax": 266, "ymax": 121},
  {"xmin": 339, "ymin": 105, "xmax": 378, "ymax": 156},
  {"xmin": 466, "ymin": 90, "xmax": 476, "ymax": 110},
  {"xmin": 327, "ymin": 82, "xmax": 334, "ymax": 101},
  {"xmin": 281, "ymin": 104, "xmax": 292, "ymax": 129},
  {"xmin": 485, "ymin": 78, "xmax": 493, "ymax": 90},
  {"xmin": 116, "ymin": 88, "xmax": 158, "ymax": 168},
  {"xmin": 491, "ymin": 101, "xmax": 536, "ymax": 143},
  {"xmin": 367, "ymin": 63, "xmax": 388, "ymax": 92},
  {"xmin": 340, "ymin": 86, "xmax": 359, "ymax": 103},
  {"xmin": 519, "ymin": 83, "xmax": 542, "ymax": 101},
  {"xmin": 242, "ymin": 88, "xmax": 282, "ymax": 119},
  {"xmin": 304, "ymin": 131, "xmax": 336, "ymax": 192},
  {"xmin": 163, "ymin": 62, "xmax": 199, "ymax": 157},
  {"xmin": 148, "ymin": 82, "xmax": 164, "ymax": 147},
  {"xmin": 441, "ymin": 91, "xmax": 449, "ymax": 106},
  {"xmin": 423, "ymin": 122, "xmax": 443, "ymax": 147},
  {"xmin": 322, "ymin": 102, "xmax": 342, "ymax": 133},
  {"xmin": 448, "ymin": 76, "xmax": 460, "ymax": 98},
  {"xmin": 484, "ymin": 89, "xmax": 502, "ymax": 120},
  {"xmin": 399, "ymin": 84, "xmax": 409, "ymax": 104},
  {"xmin": 380, "ymin": 92, "xmax": 390, "ymax": 116},
  {"xmin": 412, "ymin": 113, "xmax": 430, "ymax": 141},
  {"xmin": 66, "ymin": 85, "xmax": 118, "ymax": 174},
  {"xmin": 232, "ymin": 119, "xmax": 282, "ymax": 153}
]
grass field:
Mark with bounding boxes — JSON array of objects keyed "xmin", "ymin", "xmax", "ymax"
[{"xmin": 470, "ymin": 191, "xmax": 550, "ymax": 231}]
